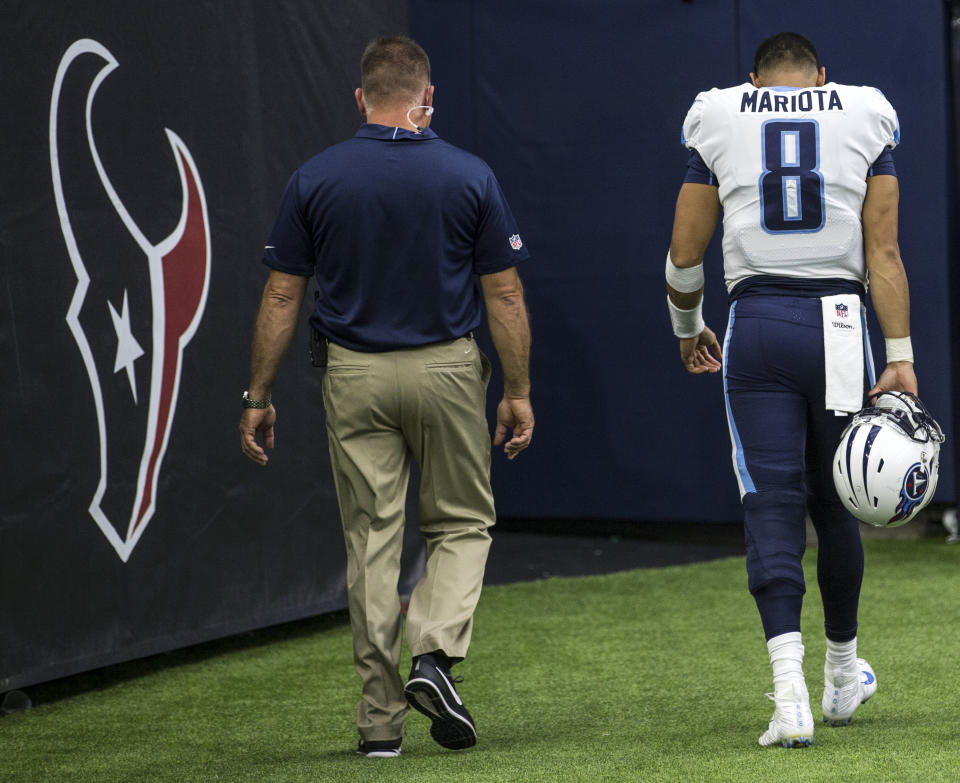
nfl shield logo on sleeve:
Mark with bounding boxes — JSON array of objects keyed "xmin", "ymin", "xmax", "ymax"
[
  {"xmin": 836, "ymin": 303, "xmax": 849, "ymax": 318},
  {"xmin": 509, "ymin": 234, "xmax": 523, "ymax": 250}
]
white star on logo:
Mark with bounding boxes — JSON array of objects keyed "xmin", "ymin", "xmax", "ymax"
[{"xmin": 108, "ymin": 289, "xmax": 145, "ymax": 403}]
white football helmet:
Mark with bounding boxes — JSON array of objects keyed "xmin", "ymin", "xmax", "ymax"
[{"xmin": 833, "ymin": 392, "xmax": 945, "ymax": 527}]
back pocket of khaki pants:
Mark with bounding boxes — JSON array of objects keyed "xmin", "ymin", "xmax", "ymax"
[
  {"xmin": 426, "ymin": 362, "xmax": 473, "ymax": 370},
  {"xmin": 326, "ymin": 365, "xmax": 368, "ymax": 375}
]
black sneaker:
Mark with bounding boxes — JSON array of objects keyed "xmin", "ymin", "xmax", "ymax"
[
  {"xmin": 404, "ymin": 654, "xmax": 477, "ymax": 750},
  {"xmin": 356, "ymin": 738, "xmax": 402, "ymax": 758}
]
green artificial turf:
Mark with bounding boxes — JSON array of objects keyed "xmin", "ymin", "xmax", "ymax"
[{"xmin": 2, "ymin": 537, "xmax": 959, "ymax": 782}]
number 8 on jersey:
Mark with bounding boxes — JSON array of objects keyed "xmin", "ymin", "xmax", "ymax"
[{"xmin": 760, "ymin": 120, "xmax": 824, "ymax": 234}]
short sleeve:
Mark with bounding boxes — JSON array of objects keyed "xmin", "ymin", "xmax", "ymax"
[
  {"xmin": 683, "ymin": 149, "xmax": 718, "ymax": 186},
  {"xmin": 473, "ymin": 169, "xmax": 530, "ymax": 276},
  {"xmin": 680, "ymin": 92, "xmax": 707, "ymax": 150},
  {"xmin": 262, "ymin": 170, "xmax": 315, "ymax": 276},
  {"xmin": 868, "ymin": 147, "xmax": 897, "ymax": 178},
  {"xmin": 867, "ymin": 88, "xmax": 900, "ymax": 151}
]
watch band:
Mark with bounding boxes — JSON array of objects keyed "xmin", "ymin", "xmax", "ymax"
[{"xmin": 242, "ymin": 391, "xmax": 272, "ymax": 409}]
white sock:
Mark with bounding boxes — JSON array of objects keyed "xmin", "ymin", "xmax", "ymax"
[
  {"xmin": 767, "ymin": 631, "xmax": 806, "ymax": 699},
  {"xmin": 825, "ymin": 637, "xmax": 857, "ymax": 675}
]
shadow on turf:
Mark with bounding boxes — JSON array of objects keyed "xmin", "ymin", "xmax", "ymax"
[
  {"xmin": 3, "ymin": 609, "xmax": 351, "ymax": 713},
  {"xmin": 10, "ymin": 513, "xmax": 943, "ymax": 717},
  {"xmin": 4, "ymin": 521, "xmax": 747, "ymax": 715}
]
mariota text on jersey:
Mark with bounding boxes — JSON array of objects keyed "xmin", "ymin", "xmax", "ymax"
[{"xmin": 740, "ymin": 89, "xmax": 843, "ymax": 114}]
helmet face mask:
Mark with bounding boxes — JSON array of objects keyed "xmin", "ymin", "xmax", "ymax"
[
  {"xmin": 863, "ymin": 392, "xmax": 944, "ymax": 443},
  {"xmin": 832, "ymin": 392, "xmax": 945, "ymax": 528}
]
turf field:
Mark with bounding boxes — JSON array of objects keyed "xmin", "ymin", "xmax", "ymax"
[{"xmin": 2, "ymin": 536, "xmax": 958, "ymax": 782}]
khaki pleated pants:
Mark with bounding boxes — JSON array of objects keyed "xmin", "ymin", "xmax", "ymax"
[{"xmin": 321, "ymin": 335, "xmax": 496, "ymax": 741}]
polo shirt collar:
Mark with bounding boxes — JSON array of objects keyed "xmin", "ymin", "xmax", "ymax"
[{"xmin": 355, "ymin": 123, "xmax": 438, "ymax": 142}]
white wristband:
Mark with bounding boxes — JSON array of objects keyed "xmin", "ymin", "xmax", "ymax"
[
  {"xmin": 667, "ymin": 296, "xmax": 705, "ymax": 339},
  {"xmin": 885, "ymin": 336, "xmax": 914, "ymax": 364},
  {"xmin": 664, "ymin": 251, "xmax": 705, "ymax": 293}
]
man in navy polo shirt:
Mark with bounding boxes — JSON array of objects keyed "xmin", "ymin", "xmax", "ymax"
[{"xmin": 238, "ymin": 36, "xmax": 533, "ymax": 757}]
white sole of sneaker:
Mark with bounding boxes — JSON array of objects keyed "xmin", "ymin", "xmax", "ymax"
[{"xmin": 404, "ymin": 677, "xmax": 477, "ymax": 750}]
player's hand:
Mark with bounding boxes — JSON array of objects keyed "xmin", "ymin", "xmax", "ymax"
[
  {"xmin": 494, "ymin": 396, "xmax": 534, "ymax": 460},
  {"xmin": 868, "ymin": 362, "xmax": 917, "ymax": 402},
  {"xmin": 239, "ymin": 405, "xmax": 277, "ymax": 466},
  {"xmin": 679, "ymin": 326, "xmax": 723, "ymax": 374}
]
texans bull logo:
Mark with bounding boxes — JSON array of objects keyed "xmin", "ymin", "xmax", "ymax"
[{"xmin": 50, "ymin": 39, "xmax": 211, "ymax": 562}]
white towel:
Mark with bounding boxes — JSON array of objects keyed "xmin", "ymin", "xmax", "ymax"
[{"xmin": 821, "ymin": 294, "xmax": 864, "ymax": 413}]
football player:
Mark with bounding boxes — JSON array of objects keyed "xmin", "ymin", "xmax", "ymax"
[{"xmin": 666, "ymin": 32, "xmax": 917, "ymax": 747}]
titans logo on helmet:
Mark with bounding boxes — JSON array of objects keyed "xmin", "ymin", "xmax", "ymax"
[{"xmin": 891, "ymin": 462, "xmax": 929, "ymax": 524}]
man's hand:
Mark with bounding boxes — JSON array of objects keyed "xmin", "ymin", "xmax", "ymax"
[
  {"xmin": 494, "ymin": 396, "xmax": 534, "ymax": 460},
  {"xmin": 680, "ymin": 326, "xmax": 723, "ymax": 374},
  {"xmin": 239, "ymin": 405, "xmax": 277, "ymax": 466},
  {"xmin": 868, "ymin": 361, "xmax": 917, "ymax": 401}
]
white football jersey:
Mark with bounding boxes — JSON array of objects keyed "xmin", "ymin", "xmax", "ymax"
[{"xmin": 682, "ymin": 82, "xmax": 899, "ymax": 292}]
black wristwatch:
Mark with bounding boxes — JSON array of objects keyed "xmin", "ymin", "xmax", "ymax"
[{"xmin": 242, "ymin": 391, "xmax": 272, "ymax": 409}]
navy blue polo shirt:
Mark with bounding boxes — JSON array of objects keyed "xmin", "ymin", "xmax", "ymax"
[{"xmin": 262, "ymin": 123, "xmax": 530, "ymax": 351}]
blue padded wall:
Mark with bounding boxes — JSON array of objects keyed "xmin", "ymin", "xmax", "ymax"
[{"xmin": 410, "ymin": 0, "xmax": 955, "ymax": 521}]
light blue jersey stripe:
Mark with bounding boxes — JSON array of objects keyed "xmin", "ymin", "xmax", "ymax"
[
  {"xmin": 860, "ymin": 306, "xmax": 876, "ymax": 387},
  {"xmin": 722, "ymin": 302, "xmax": 756, "ymax": 498}
]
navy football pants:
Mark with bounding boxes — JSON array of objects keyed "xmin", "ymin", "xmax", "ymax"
[{"xmin": 723, "ymin": 295, "xmax": 872, "ymax": 643}]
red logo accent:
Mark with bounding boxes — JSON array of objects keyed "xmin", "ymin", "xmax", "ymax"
[{"xmin": 133, "ymin": 144, "xmax": 209, "ymax": 534}]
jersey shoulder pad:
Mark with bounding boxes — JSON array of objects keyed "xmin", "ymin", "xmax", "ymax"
[{"xmin": 681, "ymin": 85, "xmax": 744, "ymax": 150}]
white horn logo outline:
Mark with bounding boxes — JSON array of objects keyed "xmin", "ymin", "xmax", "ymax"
[{"xmin": 51, "ymin": 39, "xmax": 211, "ymax": 562}]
